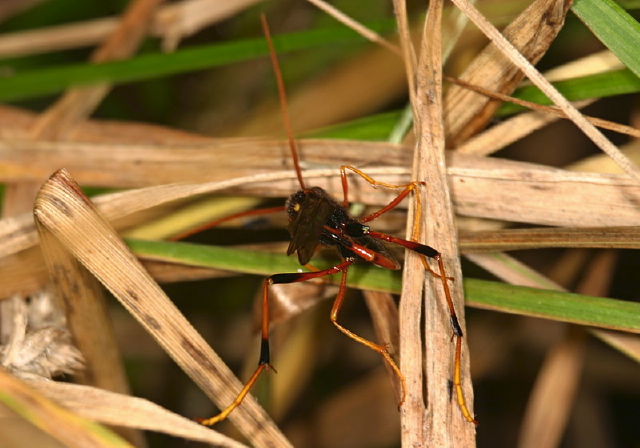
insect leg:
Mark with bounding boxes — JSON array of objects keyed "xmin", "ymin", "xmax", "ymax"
[
  {"xmin": 367, "ymin": 230, "xmax": 477, "ymax": 424},
  {"xmin": 339, "ymin": 165, "xmax": 425, "ymax": 239},
  {"xmin": 170, "ymin": 206, "xmax": 286, "ymax": 242},
  {"xmin": 329, "ymin": 264, "xmax": 407, "ymax": 407},
  {"xmin": 198, "ymin": 259, "xmax": 353, "ymax": 425}
]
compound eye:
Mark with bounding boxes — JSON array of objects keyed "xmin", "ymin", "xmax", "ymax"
[{"xmin": 285, "ymin": 192, "xmax": 306, "ymax": 220}]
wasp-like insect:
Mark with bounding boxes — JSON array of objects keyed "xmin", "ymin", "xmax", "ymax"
[{"xmin": 198, "ymin": 15, "xmax": 476, "ymax": 426}]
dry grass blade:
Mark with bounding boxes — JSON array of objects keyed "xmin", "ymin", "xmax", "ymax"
[
  {"xmin": 0, "ymin": 138, "xmax": 412, "ymax": 187},
  {"xmin": 447, "ymin": 153, "xmax": 640, "ymax": 227},
  {"xmin": 459, "ymin": 226, "xmax": 640, "ymax": 252},
  {"xmin": 391, "ymin": 0, "xmax": 428, "ymax": 443},
  {"xmin": 444, "ymin": 0, "xmax": 572, "ymax": 146},
  {"xmin": 363, "ymin": 290, "xmax": 403, "ymax": 402},
  {"xmin": 305, "ymin": 0, "xmax": 400, "ymax": 55},
  {"xmin": 445, "ymin": 76, "xmax": 640, "ymax": 139},
  {"xmin": 450, "ymin": 0, "xmax": 640, "ymax": 182},
  {"xmin": 0, "ymin": 368, "xmax": 133, "ymax": 448},
  {"xmin": 5, "ymin": 152, "xmax": 640, "ymax": 298},
  {"xmin": 0, "ymin": 0, "xmax": 263, "ymax": 58},
  {"xmin": 28, "ymin": 380, "xmax": 248, "ymax": 448},
  {"xmin": 455, "ymin": 100, "xmax": 592, "ymax": 156},
  {"xmin": 517, "ymin": 328, "xmax": 587, "ymax": 448},
  {"xmin": 404, "ymin": 0, "xmax": 475, "ymax": 445},
  {"xmin": 33, "ymin": 169, "xmax": 291, "ymax": 448},
  {"xmin": 36, "ymin": 222, "xmax": 136, "ymax": 445}
]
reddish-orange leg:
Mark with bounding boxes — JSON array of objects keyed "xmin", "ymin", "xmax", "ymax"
[
  {"xmin": 341, "ymin": 167, "xmax": 477, "ymax": 425},
  {"xmin": 170, "ymin": 206, "xmax": 285, "ymax": 242},
  {"xmin": 199, "ymin": 259, "xmax": 354, "ymax": 426},
  {"xmin": 368, "ymin": 231, "xmax": 476, "ymax": 424}
]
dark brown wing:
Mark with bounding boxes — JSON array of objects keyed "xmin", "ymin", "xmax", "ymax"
[{"xmin": 287, "ymin": 191, "xmax": 336, "ymax": 265}]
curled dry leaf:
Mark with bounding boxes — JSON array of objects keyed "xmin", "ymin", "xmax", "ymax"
[{"xmin": 1, "ymin": 294, "xmax": 83, "ymax": 380}]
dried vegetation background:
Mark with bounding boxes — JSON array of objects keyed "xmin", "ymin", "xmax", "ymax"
[{"xmin": 0, "ymin": 0, "xmax": 639, "ymax": 447}]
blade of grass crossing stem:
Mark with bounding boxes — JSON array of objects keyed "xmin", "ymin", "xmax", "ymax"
[{"xmin": 127, "ymin": 238, "xmax": 640, "ymax": 334}]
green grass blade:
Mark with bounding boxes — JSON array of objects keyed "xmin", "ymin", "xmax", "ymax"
[
  {"xmin": 465, "ymin": 278, "xmax": 640, "ymax": 334},
  {"xmin": 0, "ymin": 21, "xmax": 395, "ymax": 102},
  {"xmin": 127, "ymin": 238, "xmax": 402, "ymax": 294},
  {"xmin": 304, "ymin": 110, "xmax": 403, "ymax": 141},
  {"xmin": 498, "ymin": 68, "xmax": 640, "ymax": 115},
  {"xmin": 127, "ymin": 239, "xmax": 640, "ymax": 334},
  {"xmin": 572, "ymin": 0, "xmax": 640, "ymax": 78}
]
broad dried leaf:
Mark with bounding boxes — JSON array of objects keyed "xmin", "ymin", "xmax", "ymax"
[{"xmin": 33, "ymin": 169, "xmax": 291, "ymax": 448}]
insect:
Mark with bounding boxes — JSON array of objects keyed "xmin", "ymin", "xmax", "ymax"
[{"xmin": 197, "ymin": 15, "xmax": 476, "ymax": 426}]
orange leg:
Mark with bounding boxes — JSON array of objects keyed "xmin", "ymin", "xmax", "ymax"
[
  {"xmin": 368, "ymin": 230, "xmax": 477, "ymax": 424},
  {"xmin": 433, "ymin": 255, "xmax": 477, "ymax": 425},
  {"xmin": 196, "ymin": 363, "xmax": 270, "ymax": 426},
  {"xmin": 339, "ymin": 165, "xmax": 425, "ymax": 240},
  {"xmin": 198, "ymin": 259, "xmax": 353, "ymax": 425},
  {"xmin": 329, "ymin": 264, "xmax": 406, "ymax": 407},
  {"xmin": 338, "ymin": 167, "xmax": 476, "ymax": 424}
]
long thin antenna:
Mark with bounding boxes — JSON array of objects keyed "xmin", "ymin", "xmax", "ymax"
[{"xmin": 260, "ymin": 14, "xmax": 306, "ymax": 190}]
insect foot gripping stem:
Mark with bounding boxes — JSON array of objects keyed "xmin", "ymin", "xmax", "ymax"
[
  {"xmin": 196, "ymin": 364, "xmax": 270, "ymax": 426},
  {"xmin": 198, "ymin": 276, "xmax": 278, "ymax": 426}
]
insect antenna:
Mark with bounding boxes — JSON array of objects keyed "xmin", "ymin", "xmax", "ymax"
[{"xmin": 260, "ymin": 15, "xmax": 306, "ymax": 190}]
